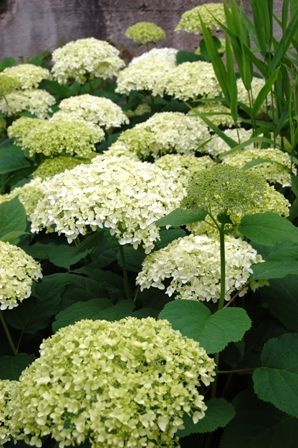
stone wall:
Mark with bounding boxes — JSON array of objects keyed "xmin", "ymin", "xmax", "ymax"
[{"xmin": 0, "ymin": 0, "xmax": 282, "ymax": 60}]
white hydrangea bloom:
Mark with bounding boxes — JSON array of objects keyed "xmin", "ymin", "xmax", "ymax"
[
  {"xmin": 11, "ymin": 318, "xmax": 215, "ymax": 448},
  {"xmin": 57, "ymin": 94, "xmax": 129, "ymax": 129},
  {"xmin": 1, "ymin": 64, "xmax": 51, "ymax": 89},
  {"xmin": 117, "ymin": 112, "xmax": 210, "ymax": 160},
  {"xmin": 0, "ymin": 380, "xmax": 18, "ymax": 445},
  {"xmin": 222, "ymin": 147, "xmax": 296, "ymax": 187},
  {"xmin": 188, "ymin": 103, "xmax": 234, "ymax": 127},
  {"xmin": 164, "ymin": 61, "xmax": 221, "ymax": 101},
  {"xmin": 137, "ymin": 234, "xmax": 263, "ymax": 302},
  {"xmin": 30, "ymin": 156, "xmax": 186, "ymax": 253},
  {"xmin": 237, "ymin": 77, "xmax": 265, "ymax": 106},
  {"xmin": 0, "ymin": 89, "xmax": 55, "ymax": 118},
  {"xmin": 52, "ymin": 38, "xmax": 125, "ymax": 84},
  {"xmin": 0, "ymin": 241, "xmax": 42, "ymax": 310},
  {"xmin": 116, "ymin": 48, "xmax": 178, "ymax": 96},
  {"xmin": 176, "ymin": 3, "xmax": 226, "ymax": 35},
  {"xmin": 202, "ymin": 128, "xmax": 254, "ymax": 158}
]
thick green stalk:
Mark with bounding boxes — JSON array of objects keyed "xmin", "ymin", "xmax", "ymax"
[
  {"xmin": 0, "ymin": 311, "xmax": 17, "ymax": 355},
  {"xmin": 218, "ymin": 223, "xmax": 226, "ymax": 310}
]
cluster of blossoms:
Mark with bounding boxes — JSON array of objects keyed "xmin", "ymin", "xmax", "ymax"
[
  {"xmin": 30, "ymin": 156, "xmax": 186, "ymax": 252},
  {"xmin": 202, "ymin": 128, "xmax": 254, "ymax": 158},
  {"xmin": 116, "ymin": 112, "xmax": 210, "ymax": 160},
  {"xmin": 125, "ymin": 21, "xmax": 166, "ymax": 44},
  {"xmin": 188, "ymin": 102, "xmax": 234, "ymax": 127},
  {"xmin": 137, "ymin": 234, "xmax": 263, "ymax": 302},
  {"xmin": 237, "ymin": 77, "xmax": 265, "ymax": 106},
  {"xmin": 222, "ymin": 147, "xmax": 295, "ymax": 187},
  {"xmin": 11, "ymin": 318, "xmax": 215, "ymax": 448},
  {"xmin": 0, "ymin": 380, "xmax": 18, "ymax": 445},
  {"xmin": 155, "ymin": 154, "xmax": 214, "ymax": 187},
  {"xmin": 32, "ymin": 156, "xmax": 92, "ymax": 180},
  {"xmin": 0, "ymin": 89, "xmax": 55, "ymax": 118},
  {"xmin": 116, "ymin": 48, "xmax": 178, "ymax": 96},
  {"xmin": 57, "ymin": 94, "xmax": 129, "ymax": 129},
  {"xmin": 164, "ymin": 61, "xmax": 221, "ymax": 101},
  {"xmin": 8, "ymin": 117, "xmax": 104, "ymax": 158},
  {"xmin": 0, "ymin": 75, "xmax": 20, "ymax": 96},
  {"xmin": 0, "ymin": 178, "xmax": 45, "ymax": 216},
  {"xmin": 0, "ymin": 64, "xmax": 51, "ymax": 89},
  {"xmin": 176, "ymin": 3, "xmax": 226, "ymax": 34},
  {"xmin": 52, "ymin": 38, "xmax": 125, "ymax": 84},
  {"xmin": 0, "ymin": 241, "xmax": 42, "ymax": 310}
]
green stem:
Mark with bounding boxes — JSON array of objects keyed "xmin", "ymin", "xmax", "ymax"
[
  {"xmin": 119, "ymin": 245, "xmax": 131, "ymax": 300},
  {"xmin": 218, "ymin": 223, "xmax": 226, "ymax": 310},
  {"xmin": 0, "ymin": 311, "xmax": 17, "ymax": 355},
  {"xmin": 218, "ymin": 367, "xmax": 254, "ymax": 374}
]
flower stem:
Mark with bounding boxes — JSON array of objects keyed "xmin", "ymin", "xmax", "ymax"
[
  {"xmin": 218, "ymin": 223, "xmax": 226, "ymax": 310},
  {"xmin": 0, "ymin": 311, "xmax": 17, "ymax": 355}
]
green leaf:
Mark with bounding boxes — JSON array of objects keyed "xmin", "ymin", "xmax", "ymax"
[
  {"xmin": 0, "ymin": 144, "xmax": 31, "ymax": 174},
  {"xmin": 178, "ymin": 399, "xmax": 235, "ymax": 437},
  {"xmin": 52, "ymin": 298, "xmax": 112, "ymax": 331},
  {"xmin": 252, "ymin": 68, "xmax": 280, "ymax": 117},
  {"xmin": 0, "ymin": 353, "xmax": 35, "ymax": 380},
  {"xmin": 0, "ymin": 197, "xmax": 27, "ymax": 243},
  {"xmin": 159, "ymin": 301, "xmax": 251, "ymax": 354},
  {"xmin": 155, "ymin": 208, "xmax": 207, "ymax": 228},
  {"xmin": 220, "ymin": 390, "xmax": 298, "ymax": 448},
  {"xmin": 176, "ymin": 51, "xmax": 202, "ymax": 64},
  {"xmin": 251, "ymin": 260, "xmax": 298, "ymax": 280},
  {"xmin": 253, "ymin": 333, "xmax": 298, "ymax": 418},
  {"xmin": 239, "ymin": 213, "xmax": 298, "ymax": 246},
  {"xmin": 154, "ymin": 228, "xmax": 186, "ymax": 250}
]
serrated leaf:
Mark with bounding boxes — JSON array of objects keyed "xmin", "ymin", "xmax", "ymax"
[
  {"xmin": 0, "ymin": 353, "xmax": 35, "ymax": 380},
  {"xmin": 155, "ymin": 208, "xmax": 207, "ymax": 228},
  {"xmin": 0, "ymin": 197, "xmax": 27, "ymax": 242},
  {"xmin": 253, "ymin": 333, "xmax": 298, "ymax": 418},
  {"xmin": 178, "ymin": 399, "xmax": 235, "ymax": 437},
  {"xmin": 239, "ymin": 213, "xmax": 298, "ymax": 246},
  {"xmin": 159, "ymin": 301, "xmax": 251, "ymax": 354}
]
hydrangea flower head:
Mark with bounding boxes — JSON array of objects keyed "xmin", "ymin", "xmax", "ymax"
[
  {"xmin": 164, "ymin": 61, "xmax": 221, "ymax": 101},
  {"xmin": 0, "ymin": 89, "xmax": 55, "ymax": 118},
  {"xmin": 137, "ymin": 234, "xmax": 263, "ymax": 302},
  {"xmin": 0, "ymin": 380, "xmax": 18, "ymax": 445},
  {"xmin": 116, "ymin": 48, "xmax": 177, "ymax": 96},
  {"xmin": 52, "ymin": 38, "xmax": 125, "ymax": 84},
  {"xmin": 0, "ymin": 240, "xmax": 42, "ymax": 310},
  {"xmin": 1, "ymin": 64, "xmax": 51, "ymax": 89},
  {"xmin": 237, "ymin": 77, "xmax": 265, "ymax": 106},
  {"xmin": 188, "ymin": 102, "xmax": 234, "ymax": 127},
  {"xmin": 117, "ymin": 112, "xmax": 210, "ymax": 160},
  {"xmin": 176, "ymin": 3, "xmax": 226, "ymax": 35},
  {"xmin": 11, "ymin": 317, "xmax": 215, "ymax": 447},
  {"xmin": 202, "ymin": 128, "xmax": 254, "ymax": 158},
  {"xmin": 57, "ymin": 94, "xmax": 129, "ymax": 129},
  {"xmin": 125, "ymin": 21, "xmax": 166, "ymax": 44},
  {"xmin": 9, "ymin": 118, "xmax": 104, "ymax": 158},
  {"xmin": 32, "ymin": 156, "xmax": 91, "ymax": 180},
  {"xmin": 0, "ymin": 74, "xmax": 20, "ymax": 96}
]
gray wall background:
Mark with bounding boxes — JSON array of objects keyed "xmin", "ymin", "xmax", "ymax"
[{"xmin": 0, "ymin": 0, "xmax": 282, "ymax": 60}]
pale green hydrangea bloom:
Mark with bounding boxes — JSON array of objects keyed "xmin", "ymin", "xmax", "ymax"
[
  {"xmin": 0, "ymin": 380, "xmax": 18, "ymax": 445},
  {"xmin": 176, "ymin": 3, "xmax": 226, "ymax": 35},
  {"xmin": 57, "ymin": 94, "xmax": 129, "ymax": 129},
  {"xmin": 164, "ymin": 61, "xmax": 221, "ymax": 101},
  {"xmin": 30, "ymin": 156, "xmax": 186, "ymax": 252},
  {"xmin": 32, "ymin": 156, "xmax": 92, "ymax": 180},
  {"xmin": 237, "ymin": 77, "xmax": 265, "ymax": 106},
  {"xmin": 1, "ymin": 64, "xmax": 51, "ymax": 89},
  {"xmin": 7, "ymin": 117, "xmax": 44, "ymax": 147},
  {"xmin": 137, "ymin": 234, "xmax": 263, "ymax": 302},
  {"xmin": 125, "ymin": 21, "xmax": 166, "ymax": 44},
  {"xmin": 52, "ymin": 38, "xmax": 125, "ymax": 84},
  {"xmin": 116, "ymin": 48, "xmax": 178, "ymax": 96},
  {"xmin": 11, "ymin": 317, "xmax": 215, "ymax": 448},
  {"xmin": 117, "ymin": 112, "xmax": 210, "ymax": 160},
  {"xmin": 183, "ymin": 165, "xmax": 290, "ymax": 232},
  {"xmin": 188, "ymin": 102, "xmax": 234, "ymax": 127},
  {"xmin": 222, "ymin": 147, "xmax": 296, "ymax": 187},
  {"xmin": 0, "ymin": 178, "xmax": 45, "ymax": 217},
  {"xmin": 202, "ymin": 128, "xmax": 254, "ymax": 158},
  {"xmin": 0, "ymin": 75, "xmax": 20, "ymax": 96},
  {"xmin": 155, "ymin": 154, "xmax": 214, "ymax": 187},
  {"xmin": 0, "ymin": 89, "xmax": 55, "ymax": 118},
  {"xmin": 0, "ymin": 240, "xmax": 42, "ymax": 310},
  {"xmin": 104, "ymin": 141, "xmax": 140, "ymax": 159},
  {"xmin": 9, "ymin": 118, "xmax": 104, "ymax": 158}
]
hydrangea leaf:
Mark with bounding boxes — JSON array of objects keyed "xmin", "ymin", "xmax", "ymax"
[
  {"xmin": 159, "ymin": 301, "xmax": 251, "ymax": 354},
  {"xmin": 221, "ymin": 390, "xmax": 298, "ymax": 448},
  {"xmin": 239, "ymin": 213, "xmax": 298, "ymax": 246},
  {"xmin": 253, "ymin": 333, "xmax": 298, "ymax": 418},
  {"xmin": 251, "ymin": 260, "xmax": 298, "ymax": 280},
  {"xmin": 0, "ymin": 353, "xmax": 35, "ymax": 380},
  {"xmin": 0, "ymin": 143, "xmax": 31, "ymax": 174},
  {"xmin": 0, "ymin": 197, "xmax": 27, "ymax": 243},
  {"xmin": 155, "ymin": 207, "xmax": 207, "ymax": 228},
  {"xmin": 178, "ymin": 398, "xmax": 235, "ymax": 437}
]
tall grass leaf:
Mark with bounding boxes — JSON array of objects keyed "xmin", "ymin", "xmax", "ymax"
[
  {"xmin": 252, "ymin": 68, "xmax": 280, "ymax": 117},
  {"xmin": 269, "ymin": 12, "xmax": 298, "ymax": 72}
]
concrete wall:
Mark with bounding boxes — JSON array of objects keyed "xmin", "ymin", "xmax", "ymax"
[{"xmin": 0, "ymin": 0, "xmax": 282, "ymax": 60}]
